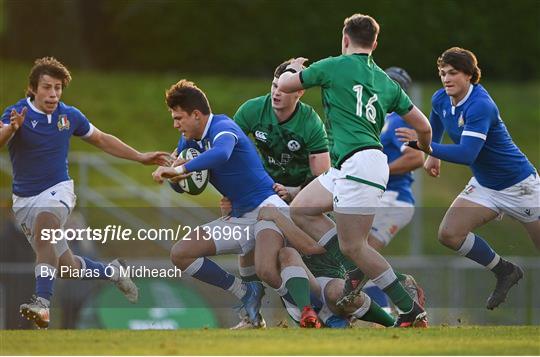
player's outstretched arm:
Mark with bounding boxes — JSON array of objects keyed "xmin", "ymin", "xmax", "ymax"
[
  {"xmin": 258, "ymin": 205, "xmax": 326, "ymax": 256},
  {"xmin": 388, "ymin": 147, "xmax": 424, "ymax": 175},
  {"xmin": 0, "ymin": 107, "xmax": 27, "ymax": 148},
  {"xmin": 277, "ymin": 57, "xmax": 308, "ymax": 93},
  {"xmin": 400, "ymin": 106, "xmax": 433, "ymax": 154},
  {"xmin": 84, "ymin": 127, "xmax": 172, "ymax": 166},
  {"xmin": 396, "ymin": 127, "xmax": 484, "ymax": 166}
]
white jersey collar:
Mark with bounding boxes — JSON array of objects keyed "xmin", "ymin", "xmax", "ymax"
[
  {"xmin": 199, "ymin": 113, "xmax": 214, "ymax": 140},
  {"xmin": 26, "ymin": 97, "xmax": 53, "ymax": 124},
  {"xmin": 450, "ymin": 84, "xmax": 474, "ymax": 115}
]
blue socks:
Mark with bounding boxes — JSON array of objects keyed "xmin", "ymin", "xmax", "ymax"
[
  {"xmin": 185, "ymin": 257, "xmax": 236, "ymax": 290},
  {"xmin": 77, "ymin": 256, "xmax": 110, "ymax": 280},
  {"xmin": 457, "ymin": 233, "xmax": 500, "ymax": 269},
  {"xmin": 363, "ymin": 284, "xmax": 389, "ymax": 308},
  {"xmin": 35, "ymin": 264, "xmax": 55, "ymax": 301}
]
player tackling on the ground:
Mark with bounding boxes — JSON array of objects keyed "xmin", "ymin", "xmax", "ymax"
[
  {"xmin": 0, "ymin": 57, "xmax": 172, "ymax": 328},
  {"xmin": 152, "ymin": 80, "xmax": 320, "ymax": 327}
]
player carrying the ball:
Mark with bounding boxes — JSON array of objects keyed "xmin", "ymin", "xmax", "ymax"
[{"xmin": 152, "ymin": 80, "xmax": 322, "ymax": 327}]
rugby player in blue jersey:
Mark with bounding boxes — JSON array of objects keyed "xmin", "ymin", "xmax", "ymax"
[
  {"xmin": 398, "ymin": 47, "xmax": 539, "ymax": 309},
  {"xmin": 0, "ymin": 57, "xmax": 172, "ymax": 328},
  {"xmin": 152, "ymin": 80, "xmax": 321, "ymax": 327}
]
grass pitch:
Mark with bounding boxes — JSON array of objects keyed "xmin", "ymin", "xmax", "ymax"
[{"xmin": 1, "ymin": 326, "xmax": 539, "ymax": 355}]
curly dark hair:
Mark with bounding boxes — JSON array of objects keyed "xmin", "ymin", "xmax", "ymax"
[{"xmin": 27, "ymin": 57, "xmax": 71, "ymax": 99}]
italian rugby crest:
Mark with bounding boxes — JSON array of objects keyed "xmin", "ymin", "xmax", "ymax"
[{"xmin": 57, "ymin": 115, "xmax": 70, "ymax": 131}]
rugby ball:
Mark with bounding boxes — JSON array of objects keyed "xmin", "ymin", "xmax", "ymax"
[{"xmin": 174, "ymin": 148, "xmax": 209, "ymax": 195}]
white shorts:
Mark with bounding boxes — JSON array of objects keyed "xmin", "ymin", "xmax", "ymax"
[
  {"xmin": 371, "ymin": 190, "xmax": 415, "ymax": 246},
  {"xmin": 318, "ymin": 150, "xmax": 389, "ymax": 214},
  {"xmin": 12, "ymin": 180, "xmax": 77, "ymax": 256},
  {"xmin": 203, "ymin": 194, "xmax": 288, "ymax": 256},
  {"xmin": 458, "ymin": 173, "xmax": 540, "ymax": 223}
]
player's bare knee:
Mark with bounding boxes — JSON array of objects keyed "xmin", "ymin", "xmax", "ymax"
[
  {"xmin": 278, "ymin": 247, "xmax": 301, "ymax": 267},
  {"xmin": 256, "ymin": 266, "xmax": 280, "ymax": 288},
  {"xmin": 339, "ymin": 240, "xmax": 365, "ymax": 261},
  {"xmin": 170, "ymin": 242, "xmax": 190, "ymax": 269},
  {"xmin": 438, "ymin": 224, "xmax": 466, "ymax": 250}
]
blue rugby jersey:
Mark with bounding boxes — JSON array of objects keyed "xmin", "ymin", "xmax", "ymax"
[
  {"xmin": 430, "ymin": 84, "xmax": 535, "ymax": 190},
  {"xmin": 381, "ymin": 113, "xmax": 415, "ymax": 204},
  {"xmin": 176, "ymin": 114, "xmax": 276, "ymax": 217},
  {"xmin": 2, "ymin": 98, "xmax": 93, "ymax": 197}
]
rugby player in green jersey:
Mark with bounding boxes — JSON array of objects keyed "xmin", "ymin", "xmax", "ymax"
[
  {"xmin": 225, "ymin": 60, "xmax": 331, "ymax": 328},
  {"xmin": 278, "ymin": 14, "xmax": 432, "ymax": 327},
  {"xmin": 234, "ymin": 59, "xmax": 331, "ymax": 202},
  {"xmin": 257, "ymin": 205, "xmax": 396, "ymax": 328}
]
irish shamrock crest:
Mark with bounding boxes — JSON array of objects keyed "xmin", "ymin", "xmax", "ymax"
[{"xmin": 57, "ymin": 115, "xmax": 70, "ymax": 131}]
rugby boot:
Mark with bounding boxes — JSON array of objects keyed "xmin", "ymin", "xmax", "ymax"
[
  {"xmin": 393, "ymin": 301, "xmax": 428, "ymax": 328},
  {"xmin": 20, "ymin": 295, "xmax": 50, "ymax": 329},
  {"xmin": 110, "ymin": 259, "xmax": 139, "ymax": 303},
  {"xmin": 324, "ymin": 314, "xmax": 350, "ymax": 328},
  {"xmin": 486, "ymin": 262, "xmax": 524, "ymax": 310},
  {"xmin": 401, "ymin": 274, "xmax": 426, "ymax": 308},
  {"xmin": 240, "ymin": 281, "xmax": 265, "ymax": 324},
  {"xmin": 299, "ymin": 306, "xmax": 321, "ymax": 328},
  {"xmin": 230, "ymin": 313, "xmax": 267, "ymax": 329},
  {"xmin": 336, "ymin": 268, "xmax": 368, "ymax": 307}
]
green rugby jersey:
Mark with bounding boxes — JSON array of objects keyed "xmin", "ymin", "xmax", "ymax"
[
  {"xmin": 301, "ymin": 54, "xmax": 413, "ymax": 168},
  {"xmin": 302, "ymin": 235, "xmax": 356, "ymax": 279},
  {"xmin": 234, "ymin": 94, "xmax": 328, "ymax": 186}
]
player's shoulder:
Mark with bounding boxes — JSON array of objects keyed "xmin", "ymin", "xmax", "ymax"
[
  {"xmin": 57, "ymin": 101, "xmax": 86, "ymax": 118},
  {"xmin": 310, "ymin": 55, "xmax": 342, "ymax": 68},
  {"xmin": 297, "ymin": 100, "xmax": 319, "ymax": 118},
  {"xmin": 294, "ymin": 102, "xmax": 323, "ymax": 129},
  {"xmin": 237, "ymin": 95, "xmax": 268, "ymax": 113},
  {"xmin": 3, "ymin": 98, "xmax": 28, "ymax": 112},
  {"xmin": 210, "ymin": 114, "xmax": 241, "ymax": 132},
  {"xmin": 467, "ymin": 85, "xmax": 498, "ymax": 113},
  {"xmin": 469, "ymin": 84, "xmax": 495, "ymax": 104},
  {"xmin": 431, "ymin": 88, "xmax": 448, "ymax": 104}
]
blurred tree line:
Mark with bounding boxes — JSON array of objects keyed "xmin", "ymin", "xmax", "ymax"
[{"xmin": 1, "ymin": 0, "xmax": 539, "ymax": 80}]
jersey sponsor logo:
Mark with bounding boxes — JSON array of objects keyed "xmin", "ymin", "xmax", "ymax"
[
  {"xmin": 31, "ymin": 120, "xmax": 38, "ymax": 128},
  {"xmin": 268, "ymin": 154, "xmax": 292, "ymax": 167},
  {"xmin": 458, "ymin": 113, "xmax": 464, "ymax": 127},
  {"xmin": 443, "ymin": 109, "xmax": 447, "ymax": 118},
  {"xmin": 254, "ymin": 130, "xmax": 268, "ymax": 142},
  {"xmin": 287, "ymin": 140, "xmax": 301, "ymax": 152},
  {"xmin": 57, "ymin": 115, "xmax": 70, "ymax": 131}
]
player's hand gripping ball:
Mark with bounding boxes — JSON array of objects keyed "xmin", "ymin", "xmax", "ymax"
[{"xmin": 171, "ymin": 148, "xmax": 209, "ymax": 195}]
